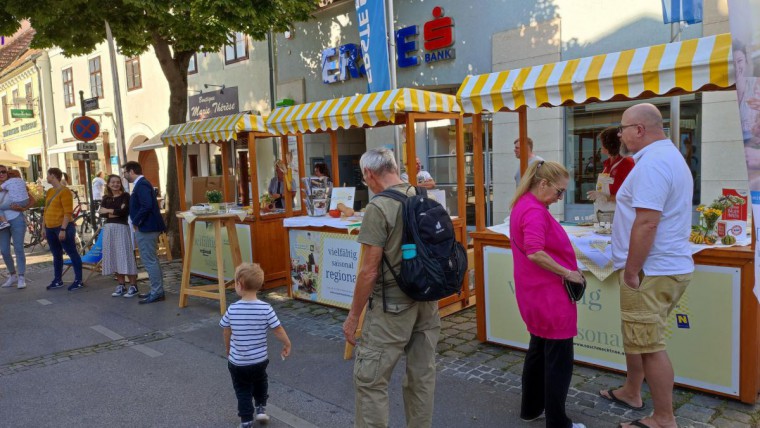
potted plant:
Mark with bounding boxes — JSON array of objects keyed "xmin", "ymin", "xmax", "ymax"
[
  {"xmin": 259, "ymin": 192, "xmax": 274, "ymax": 212},
  {"xmin": 691, "ymin": 195, "xmax": 746, "ymax": 244},
  {"xmin": 205, "ymin": 189, "xmax": 223, "ymax": 212}
]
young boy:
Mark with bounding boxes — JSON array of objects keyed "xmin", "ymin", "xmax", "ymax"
[
  {"xmin": 0, "ymin": 170, "xmax": 29, "ymax": 230},
  {"xmin": 220, "ymin": 263, "xmax": 291, "ymax": 427}
]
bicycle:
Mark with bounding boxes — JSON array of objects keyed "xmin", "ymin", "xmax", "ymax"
[{"xmin": 24, "ymin": 207, "xmax": 46, "ymax": 252}]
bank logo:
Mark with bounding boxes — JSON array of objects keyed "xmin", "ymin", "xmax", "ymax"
[{"xmin": 676, "ymin": 314, "xmax": 690, "ymax": 329}]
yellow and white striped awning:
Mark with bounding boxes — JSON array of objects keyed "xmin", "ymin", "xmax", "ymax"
[
  {"xmin": 457, "ymin": 33, "xmax": 733, "ymax": 114},
  {"xmin": 266, "ymin": 88, "xmax": 460, "ymax": 135},
  {"xmin": 161, "ymin": 113, "xmax": 271, "ymax": 146}
]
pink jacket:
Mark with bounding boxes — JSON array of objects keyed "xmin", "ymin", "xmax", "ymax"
[{"xmin": 510, "ymin": 192, "xmax": 578, "ymax": 339}]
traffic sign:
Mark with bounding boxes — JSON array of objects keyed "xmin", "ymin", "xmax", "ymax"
[
  {"xmin": 70, "ymin": 116, "xmax": 100, "ymax": 142},
  {"xmin": 76, "ymin": 142, "xmax": 98, "ymax": 151},
  {"xmin": 73, "ymin": 152, "xmax": 99, "ymax": 161},
  {"xmin": 83, "ymin": 97, "xmax": 99, "ymax": 112}
]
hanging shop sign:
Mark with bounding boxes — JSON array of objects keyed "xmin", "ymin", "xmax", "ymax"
[
  {"xmin": 321, "ymin": 6, "xmax": 456, "ymax": 84},
  {"xmin": 10, "ymin": 108, "xmax": 33, "ymax": 119},
  {"xmin": 3, "ymin": 120, "xmax": 38, "ymax": 138},
  {"xmin": 188, "ymin": 86, "xmax": 239, "ymax": 121}
]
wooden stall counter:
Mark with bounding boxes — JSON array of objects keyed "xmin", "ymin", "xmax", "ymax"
[
  {"xmin": 285, "ymin": 215, "xmax": 472, "ymax": 316},
  {"xmin": 471, "ymin": 229, "xmax": 760, "ymax": 403}
]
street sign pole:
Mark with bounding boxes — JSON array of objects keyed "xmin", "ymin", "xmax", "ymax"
[{"xmin": 80, "ymin": 91, "xmax": 96, "ymax": 228}]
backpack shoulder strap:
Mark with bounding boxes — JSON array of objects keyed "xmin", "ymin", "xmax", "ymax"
[{"xmin": 373, "ymin": 188, "xmax": 409, "ymax": 203}]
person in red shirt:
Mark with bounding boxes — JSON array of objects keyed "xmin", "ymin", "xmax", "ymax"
[{"xmin": 587, "ymin": 127, "xmax": 635, "ymax": 212}]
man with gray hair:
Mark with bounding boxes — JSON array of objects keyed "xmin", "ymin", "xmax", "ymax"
[{"xmin": 343, "ymin": 147, "xmax": 441, "ymax": 428}]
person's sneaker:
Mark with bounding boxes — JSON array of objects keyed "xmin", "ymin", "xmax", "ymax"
[
  {"xmin": 123, "ymin": 285, "xmax": 139, "ymax": 298},
  {"xmin": 16, "ymin": 275, "xmax": 25, "ymax": 289},
  {"xmin": 111, "ymin": 284, "xmax": 126, "ymax": 297},
  {"xmin": 67, "ymin": 280, "xmax": 84, "ymax": 291},
  {"xmin": 521, "ymin": 412, "xmax": 545, "ymax": 422},
  {"xmin": 1, "ymin": 274, "xmax": 17, "ymax": 288},
  {"xmin": 239, "ymin": 422, "xmax": 254, "ymax": 428},
  {"xmin": 572, "ymin": 424, "xmax": 587, "ymax": 428},
  {"xmin": 255, "ymin": 405, "xmax": 269, "ymax": 424},
  {"xmin": 47, "ymin": 280, "xmax": 64, "ymax": 290},
  {"xmin": 0, "ymin": 222, "xmax": 10, "ymax": 230}
]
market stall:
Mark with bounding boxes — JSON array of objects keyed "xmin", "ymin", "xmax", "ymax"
[
  {"xmin": 456, "ymin": 33, "xmax": 760, "ymax": 402},
  {"xmin": 267, "ymin": 88, "xmax": 472, "ymax": 314},
  {"xmin": 163, "ymin": 112, "xmax": 301, "ymax": 290}
]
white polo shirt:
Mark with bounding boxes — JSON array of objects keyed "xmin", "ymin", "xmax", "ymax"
[{"xmin": 611, "ymin": 139, "xmax": 694, "ymax": 275}]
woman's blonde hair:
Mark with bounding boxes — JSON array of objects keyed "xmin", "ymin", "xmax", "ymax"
[{"xmin": 511, "ymin": 160, "xmax": 569, "ymax": 208}]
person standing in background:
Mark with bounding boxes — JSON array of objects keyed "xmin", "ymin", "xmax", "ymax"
[
  {"xmin": 91, "ymin": 171, "xmax": 106, "ymax": 211},
  {"xmin": 123, "ymin": 161, "xmax": 166, "ymax": 305},
  {"xmin": 514, "ymin": 137, "xmax": 543, "ymax": 186}
]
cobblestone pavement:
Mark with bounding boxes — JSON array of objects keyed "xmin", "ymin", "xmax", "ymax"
[{"xmin": 6, "ymin": 252, "xmax": 760, "ymax": 427}]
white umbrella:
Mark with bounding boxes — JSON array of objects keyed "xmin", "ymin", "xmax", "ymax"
[{"xmin": 0, "ymin": 149, "xmax": 30, "ymax": 168}]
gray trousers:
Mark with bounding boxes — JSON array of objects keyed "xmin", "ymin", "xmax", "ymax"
[
  {"xmin": 135, "ymin": 231, "xmax": 163, "ymax": 296},
  {"xmin": 353, "ymin": 299, "xmax": 441, "ymax": 428}
]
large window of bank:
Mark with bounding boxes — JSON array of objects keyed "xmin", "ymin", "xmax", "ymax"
[{"xmin": 564, "ymin": 95, "xmax": 702, "ymax": 221}]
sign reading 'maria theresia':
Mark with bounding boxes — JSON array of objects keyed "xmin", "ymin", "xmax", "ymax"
[{"xmin": 188, "ymin": 86, "xmax": 239, "ymax": 121}]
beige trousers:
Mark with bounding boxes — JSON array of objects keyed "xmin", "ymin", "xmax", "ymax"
[{"xmin": 353, "ymin": 299, "xmax": 441, "ymax": 428}]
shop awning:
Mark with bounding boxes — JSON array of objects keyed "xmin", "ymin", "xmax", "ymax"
[
  {"xmin": 0, "ymin": 149, "xmax": 30, "ymax": 167},
  {"xmin": 133, "ymin": 132, "xmax": 165, "ymax": 152},
  {"xmin": 266, "ymin": 88, "xmax": 460, "ymax": 135},
  {"xmin": 457, "ymin": 33, "xmax": 733, "ymax": 113},
  {"xmin": 161, "ymin": 113, "xmax": 270, "ymax": 146}
]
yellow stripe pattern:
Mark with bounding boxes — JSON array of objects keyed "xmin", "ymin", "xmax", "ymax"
[
  {"xmin": 266, "ymin": 88, "xmax": 460, "ymax": 135},
  {"xmin": 161, "ymin": 114, "xmax": 270, "ymax": 146},
  {"xmin": 457, "ymin": 33, "xmax": 734, "ymax": 113}
]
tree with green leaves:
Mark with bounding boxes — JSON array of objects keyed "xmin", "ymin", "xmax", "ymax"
[{"xmin": 0, "ymin": 0, "xmax": 316, "ymax": 256}]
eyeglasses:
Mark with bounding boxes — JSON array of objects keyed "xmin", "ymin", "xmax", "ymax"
[
  {"xmin": 550, "ymin": 183, "xmax": 566, "ymax": 198},
  {"xmin": 617, "ymin": 123, "xmax": 642, "ymax": 134}
]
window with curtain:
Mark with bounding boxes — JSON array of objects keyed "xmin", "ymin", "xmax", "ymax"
[
  {"xmin": 89, "ymin": 56, "xmax": 104, "ymax": 98},
  {"xmin": 62, "ymin": 67, "xmax": 74, "ymax": 107},
  {"xmin": 125, "ymin": 57, "xmax": 142, "ymax": 91}
]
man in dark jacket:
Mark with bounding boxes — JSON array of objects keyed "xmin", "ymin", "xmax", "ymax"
[{"xmin": 123, "ymin": 161, "xmax": 166, "ymax": 304}]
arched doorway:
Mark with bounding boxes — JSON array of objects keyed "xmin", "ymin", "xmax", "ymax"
[{"xmin": 138, "ymin": 149, "xmax": 161, "ymax": 189}]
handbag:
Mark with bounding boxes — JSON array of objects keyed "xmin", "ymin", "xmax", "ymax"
[{"xmin": 563, "ymin": 274, "xmax": 587, "ymax": 302}]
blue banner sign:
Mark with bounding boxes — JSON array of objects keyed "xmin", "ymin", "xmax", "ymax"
[{"xmin": 355, "ymin": 0, "xmax": 391, "ymax": 92}]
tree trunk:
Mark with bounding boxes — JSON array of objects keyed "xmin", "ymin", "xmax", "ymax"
[{"xmin": 151, "ymin": 33, "xmax": 193, "ymax": 259}]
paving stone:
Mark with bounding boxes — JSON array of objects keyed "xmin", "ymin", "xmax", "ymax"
[
  {"xmin": 675, "ymin": 403, "xmax": 716, "ymax": 423},
  {"xmin": 674, "ymin": 416, "xmax": 713, "ymax": 427},
  {"xmin": 719, "ymin": 409, "xmax": 753, "ymax": 424},
  {"xmin": 456, "ymin": 331, "xmax": 476, "ymax": 341},
  {"xmin": 441, "ymin": 350, "xmax": 465, "ymax": 359},
  {"xmin": 710, "ymin": 417, "xmax": 750, "ymax": 428},
  {"xmin": 443, "ymin": 337, "xmax": 466, "ymax": 346}
]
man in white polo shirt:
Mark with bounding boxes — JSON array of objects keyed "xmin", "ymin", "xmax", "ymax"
[{"xmin": 602, "ymin": 103, "xmax": 693, "ymax": 428}]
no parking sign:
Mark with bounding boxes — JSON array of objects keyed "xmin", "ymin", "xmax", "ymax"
[{"xmin": 70, "ymin": 116, "xmax": 100, "ymax": 142}]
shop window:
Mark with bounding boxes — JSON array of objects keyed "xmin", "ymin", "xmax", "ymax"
[
  {"xmin": 224, "ymin": 32, "xmax": 248, "ymax": 64},
  {"xmin": 188, "ymin": 54, "xmax": 198, "ymax": 75},
  {"xmin": 89, "ymin": 56, "xmax": 104, "ymax": 99},
  {"xmin": 125, "ymin": 57, "xmax": 142, "ymax": 91},
  {"xmin": 1, "ymin": 95, "xmax": 8, "ymax": 125},
  {"xmin": 564, "ymin": 95, "xmax": 702, "ymax": 219},
  {"xmin": 62, "ymin": 67, "xmax": 74, "ymax": 107},
  {"xmin": 24, "ymin": 82, "xmax": 32, "ymax": 109}
]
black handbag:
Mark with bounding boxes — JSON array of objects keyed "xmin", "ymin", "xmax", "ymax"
[{"xmin": 563, "ymin": 274, "xmax": 587, "ymax": 302}]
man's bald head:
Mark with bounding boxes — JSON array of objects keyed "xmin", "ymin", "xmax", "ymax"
[{"xmin": 624, "ymin": 103, "xmax": 664, "ymax": 130}]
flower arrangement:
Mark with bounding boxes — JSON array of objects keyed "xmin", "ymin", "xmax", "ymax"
[
  {"xmin": 691, "ymin": 195, "xmax": 746, "ymax": 244},
  {"xmin": 259, "ymin": 192, "xmax": 274, "ymax": 211},
  {"xmin": 205, "ymin": 189, "xmax": 223, "ymax": 203},
  {"xmin": 27, "ymin": 182, "xmax": 45, "ymax": 208}
]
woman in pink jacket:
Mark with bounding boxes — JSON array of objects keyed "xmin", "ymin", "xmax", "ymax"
[{"xmin": 510, "ymin": 160, "xmax": 585, "ymax": 428}]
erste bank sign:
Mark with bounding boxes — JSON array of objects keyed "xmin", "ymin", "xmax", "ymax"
[{"xmin": 321, "ymin": 6, "xmax": 455, "ymax": 84}]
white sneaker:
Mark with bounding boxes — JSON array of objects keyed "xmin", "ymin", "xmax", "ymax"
[
  {"xmin": 16, "ymin": 276, "xmax": 25, "ymax": 289},
  {"xmin": 572, "ymin": 424, "xmax": 586, "ymax": 428},
  {"xmin": 111, "ymin": 284, "xmax": 126, "ymax": 297},
  {"xmin": 1, "ymin": 274, "xmax": 17, "ymax": 288},
  {"xmin": 255, "ymin": 405, "xmax": 269, "ymax": 424}
]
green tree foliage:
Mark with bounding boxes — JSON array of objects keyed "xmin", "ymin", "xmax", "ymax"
[{"xmin": 0, "ymin": 0, "xmax": 316, "ymax": 256}]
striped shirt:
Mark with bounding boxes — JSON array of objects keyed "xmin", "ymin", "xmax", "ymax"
[
  {"xmin": 219, "ymin": 300, "xmax": 281, "ymax": 366},
  {"xmin": 44, "ymin": 187, "xmax": 74, "ymax": 228}
]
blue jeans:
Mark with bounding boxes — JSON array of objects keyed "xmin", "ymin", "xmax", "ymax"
[
  {"xmin": 0, "ymin": 214, "xmax": 26, "ymax": 275},
  {"xmin": 46, "ymin": 224, "xmax": 82, "ymax": 282},
  {"xmin": 135, "ymin": 231, "xmax": 163, "ymax": 296}
]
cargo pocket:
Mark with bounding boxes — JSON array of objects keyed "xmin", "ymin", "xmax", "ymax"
[
  {"xmin": 354, "ymin": 346, "xmax": 383, "ymax": 386},
  {"xmin": 620, "ymin": 311, "xmax": 662, "ymax": 351}
]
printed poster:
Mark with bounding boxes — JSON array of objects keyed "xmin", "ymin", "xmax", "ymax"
[
  {"xmin": 289, "ymin": 229, "xmax": 361, "ymax": 309},
  {"xmin": 483, "ymin": 246, "xmax": 740, "ymax": 395},
  {"xmin": 181, "ymin": 220, "xmax": 253, "ymax": 281},
  {"xmin": 728, "ymin": 0, "xmax": 760, "ymax": 300}
]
